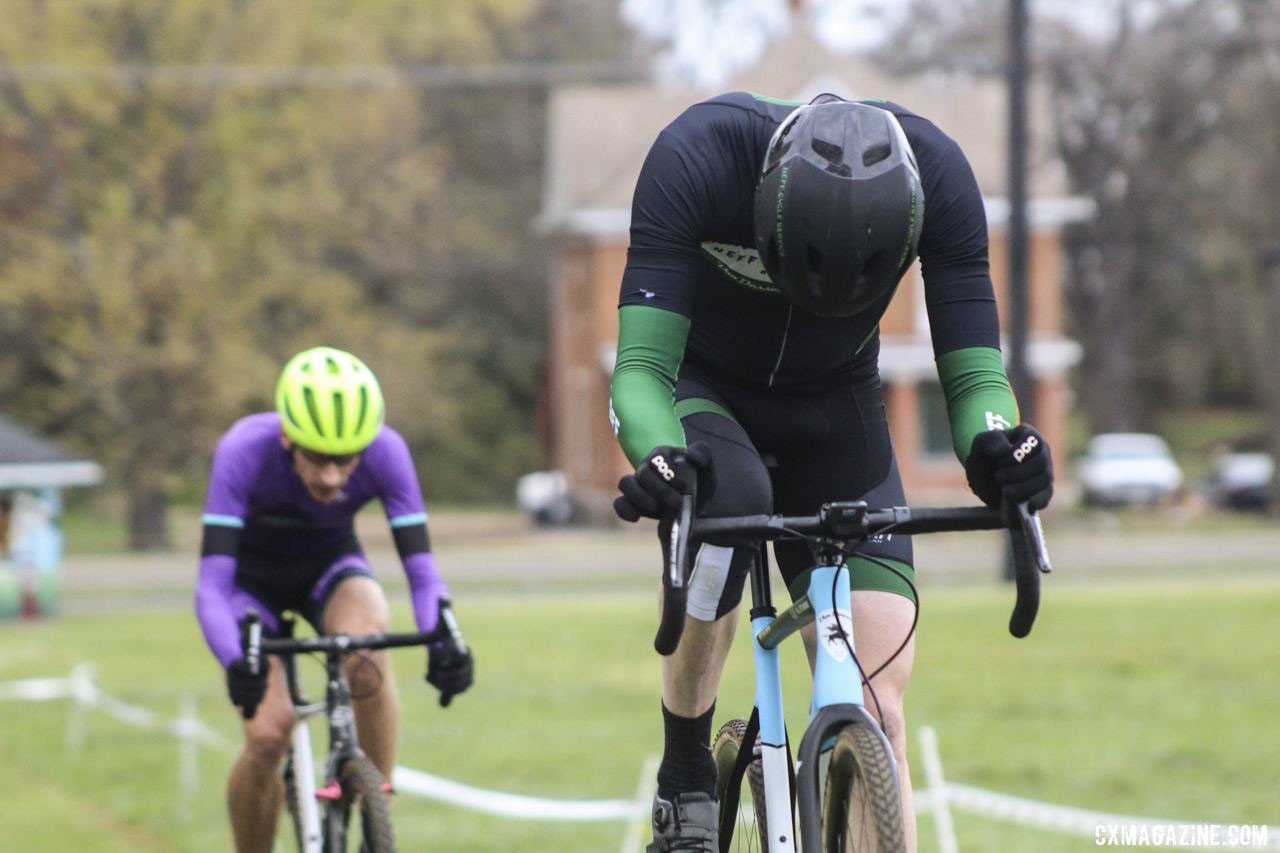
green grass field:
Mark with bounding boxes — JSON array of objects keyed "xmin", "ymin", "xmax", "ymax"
[{"xmin": 2, "ymin": 578, "xmax": 1277, "ymax": 851}]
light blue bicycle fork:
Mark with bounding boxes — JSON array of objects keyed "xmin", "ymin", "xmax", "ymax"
[
  {"xmin": 750, "ymin": 562, "xmax": 899, "ymax": 852},
  {"xmin": 750, "ymin": 609, "xmax": 794, "ymax": 851}
]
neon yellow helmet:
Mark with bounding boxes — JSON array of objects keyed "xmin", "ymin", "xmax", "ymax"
[{"xmin": 275, "ymin": 347, "xmax": 385, "ymax": 455}]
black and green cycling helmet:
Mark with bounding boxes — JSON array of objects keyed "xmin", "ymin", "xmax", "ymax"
[{"xmin": 753, "ymin": 95, "xmax": 924, "ymax": 317}]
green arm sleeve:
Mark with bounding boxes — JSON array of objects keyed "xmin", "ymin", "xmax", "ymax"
[
  {"xmin": 936, "ymin": 346, "xmax": 1021, "ymax": 461},
  {"xmin": 610, "ymin": 305, "xmax": 691, "ymax": 466}
]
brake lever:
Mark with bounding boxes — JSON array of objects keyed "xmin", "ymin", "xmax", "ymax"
[
  {"xmin": 439, "ymin": 600, "xmax": 468, "ymax": 654},
  {"xmin": 669, "ymin": 492, "xmax": 693, "ymax": 590},
  {"xmin": 1015, "ymin": 502, "xmax": 1052, "ymax": 574},
  {"xmin": 653, "ymin": 492, "xmax": 695, "ymax": 656},
  {"xmin": 242, "ymin": 610, "xmax": 263, "ymax": 676}
]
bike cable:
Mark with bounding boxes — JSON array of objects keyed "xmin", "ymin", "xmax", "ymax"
[
  {"xmin": 828, "ymin": 536, "xmax": 921, "ymax": 727},
  {"xmin": 347, "ymin": 651, "xmax": 385, "ymax": 700}
]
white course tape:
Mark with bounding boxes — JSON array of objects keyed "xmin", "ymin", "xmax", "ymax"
[
  {"xmin": 0, "ymin": 676, "xmax": 75, "ymax": 701},
  {"xmin": 937, "ymin": 783, "xmax": 1280, "ymax": 848},
  {"xmin": 392, "ymin": 766, "xmax": 645, "ymax": 821},
  {"xmin": 4, "ymin": 672, "xmax": 1274, "ymax": 842},
  {"xmin": 0, "ymin": 668, "xmax": 229, "ymax": 749}
]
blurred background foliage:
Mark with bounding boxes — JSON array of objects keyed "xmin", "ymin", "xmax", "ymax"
[
  {"xmin": 0, "ymin": 0, "xmax": 635, "ymax": 547},
  {"xmin": 873, "ymin": 0, "xmax": 1280, "ymax": 430},
  {"xmin": 2, "ymin": 0, "xmax": 1279, "ymax": 548}
]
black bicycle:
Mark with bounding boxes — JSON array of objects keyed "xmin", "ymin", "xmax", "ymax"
[
  {"xmin": 240, "ymin": 602, "xmax": 468, "ymax": 853},
  {"xmin": 654, "ymin": 496, "xmax": 1051, "ymax": 853}
]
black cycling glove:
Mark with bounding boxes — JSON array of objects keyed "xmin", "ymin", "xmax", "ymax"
[
  {"xmin": 426, "ymin": 644, "xmax": 474, "ymax": 708},
  {"xmin": 613, "ymin": 442, "xmax": 715, "ymax": 522},
  {"xmin": 964, "ymin": 423, "xmax": 1054, "ymax": 511},
  {"xmin": 226, "ymin": 656, "xmax": 268, "ymax": 720}
]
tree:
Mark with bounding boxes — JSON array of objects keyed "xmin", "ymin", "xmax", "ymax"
[
  {"xmin": 874, "ymin": 0, "xmax": 1277, "ymax": 434},
  {"xmin": 0, "ymin": 0, "xmax": 540, "ymax": 548}
]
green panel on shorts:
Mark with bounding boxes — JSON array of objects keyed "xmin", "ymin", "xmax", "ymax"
[
  {"xmin": 787, "ymin": 555, "xmax": 916, "ymax": 603},
  {"xmin": 674, "ymin": 397, "xmax": 740, "ymax": 426}
]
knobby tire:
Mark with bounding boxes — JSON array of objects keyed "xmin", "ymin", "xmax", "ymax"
[
  {"xmin": 324, "ymin": 755, "xmax": 395, "ymax": 852},
  {"xmin": 713, "ymin": 719, "xmax": 769, "ymax": 852},
  {"xmin": 821, "ymin": 723, "xmax": 905, "ymax": 853}
]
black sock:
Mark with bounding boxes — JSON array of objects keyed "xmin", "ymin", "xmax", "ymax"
[{"xmin": 656, "ymin": 702, "xmax": 717, "ymax": 799}]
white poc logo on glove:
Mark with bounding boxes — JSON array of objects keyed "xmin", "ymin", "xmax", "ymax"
[
  {"xmin": 1012, "ymin": 435, "xmax": 1039, "ymax": 463},
  {"xmin": 650, "ymin": 455, "xmax": 676, "ymax": 481}
]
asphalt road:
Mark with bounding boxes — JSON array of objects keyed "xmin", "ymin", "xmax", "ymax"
[{"xmin": 55, "ymin": 510, "xmax": 1280, "ymax": 613}]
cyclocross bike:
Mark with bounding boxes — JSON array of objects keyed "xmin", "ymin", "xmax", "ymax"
[
  {"xmin": 654, "ymin": 494, "xmax": 1052, "ymax": 853},
  {"xmin": 240, "ymin": 602, "xmax": 468, "ymax": 853}
]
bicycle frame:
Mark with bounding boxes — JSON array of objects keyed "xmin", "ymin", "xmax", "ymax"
[
  {"xmin": 241, "ymin": 606, "xmax": 461, "ymax": 853},
  {"xmin": 281, "ymin": 646, "xmax": 326, "ymax": 853},
  {"xmin": 743, "ymin": 554, "xmax": 896, "ymax": 853},
  {"xmin": 281, "ymin": 642, "xmax": 365, "ymax": 853},
  {"xmin": 692, "ymin": 500, "xmax": 1049, "ymax": 853}
]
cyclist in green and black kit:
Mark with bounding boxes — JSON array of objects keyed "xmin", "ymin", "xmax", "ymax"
[{"xmin": 610, "ymin": 92, "xmax": 1055, "ymax": 851}]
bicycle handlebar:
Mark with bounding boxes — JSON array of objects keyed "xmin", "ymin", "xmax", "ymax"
[
  {"xmin": 654, "ymin": 498, "xmax": 1052, "ymax": 655},
  {"xmin": 239, "ymin": 601, "xmax": 465, "ymax": 666}
]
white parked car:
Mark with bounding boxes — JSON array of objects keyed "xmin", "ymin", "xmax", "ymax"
[{"xmin": 1077, "ymin": 432, "xmax": 1185, "ymax": 507}]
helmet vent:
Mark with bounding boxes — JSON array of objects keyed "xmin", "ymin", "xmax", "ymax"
[
  {"xmin": 353, "ymin": 386, "xmax": 369, "ymax": 436},
  {"xmin": 811, "ymin": 139, "xmax": 852, "ymax": 177},
  {"xmin": 301, "ymin": 387, "xmax": 326, "ymax": 437},
  {"xmin": 332, "ymin": 392, "xmax": 345, "ymax": 438},
  {"xmin": 764, "ymin": 141, "xmax": 791, "ymax": 175},
  {"xmin": 862, "ymin": 143, "xmax": 891, "ymax": 167},
  {"xmin": 811, "ymin": 138, "xmax": 843, "ymax": 164}
]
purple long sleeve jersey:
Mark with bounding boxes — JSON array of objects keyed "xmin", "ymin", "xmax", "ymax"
[{"xmin": 195, "ymin": 413, "xmax": 446, "ymax": 667}]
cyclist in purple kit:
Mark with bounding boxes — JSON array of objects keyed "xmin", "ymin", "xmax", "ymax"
[{"xmin": 195, "ymin": 346, "xmax": 473, "ymax": 852}]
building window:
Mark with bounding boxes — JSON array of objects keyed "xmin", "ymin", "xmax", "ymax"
[{"xmin": 918, "ymin": 382, "xmax": 953, "ymax": 459}]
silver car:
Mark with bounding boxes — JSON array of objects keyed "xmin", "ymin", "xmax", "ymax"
[{"xmin": 1077, "ymin": 432, "xmax": 1185, "ymax": 506}]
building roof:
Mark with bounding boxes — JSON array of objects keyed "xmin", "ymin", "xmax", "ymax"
[
  {"xmin": 542, "ymin": 28, "xmax": 1075, "ymax": 235},
  {"xmin": 0, "ymin": 414, "xmax": 103, "ymax": 489}
]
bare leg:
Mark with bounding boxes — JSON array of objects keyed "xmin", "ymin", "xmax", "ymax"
[
  {"xmin": 323, "ymin": 576, "xmax": 399, "ymax": 780},
  {"xmin": 660, "ymin": 585, "xmax": 739, "ymax": 716},
  {"xmin": 228, "ymin": 658, "xmax": 293, "ymax": 853}
]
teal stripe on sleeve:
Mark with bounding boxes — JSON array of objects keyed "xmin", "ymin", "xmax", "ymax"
[
  {"xmin": 202, "ymin": 513, "xmax": 245, "ymax": 528},
  {"xmin": 389, "ymin": 512, "xmax": 428, "ymax": 528}
]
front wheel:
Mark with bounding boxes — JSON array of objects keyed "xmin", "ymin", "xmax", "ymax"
[
  {"xmin": 712, "ymin": 719, "xmax": 768, "ymax": 852},
  {"xmin": 324, "ymin": 754, "xmax": 395, "ymax": 852},
  {"xmin": 821, "ymin": 723, "xmax": 905, "ymax": 853}
]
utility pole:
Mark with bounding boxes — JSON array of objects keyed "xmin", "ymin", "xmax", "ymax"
[
  {"xmin": 1007, "ymin": 0, "xmax": 1032, "ymax": 421},
  {"xmin": 1004, "ymin": 0, "xmax": 1032, "ymax": 581}
]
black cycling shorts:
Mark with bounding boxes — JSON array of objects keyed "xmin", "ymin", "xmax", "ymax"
[
  {"xmin": 675, "ymin": 362, "xmax": 915, "ymax": 618},
  {"xmin": 232, "ymin": 537, "xmax": 377, "ymax": 635}
]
